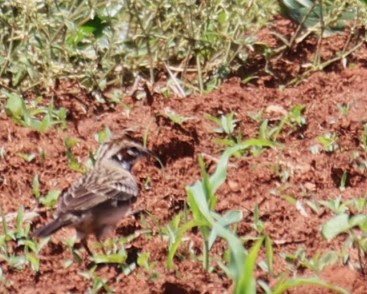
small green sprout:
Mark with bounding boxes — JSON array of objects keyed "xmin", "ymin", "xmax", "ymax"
[
  {"xmin": 317, "ymin": 132, "xmax": 339, "ymax": 153},
  {"xmin": 39, "ymin": 190, "xmax": 61, "ymax": 208},
  {"xmin": 5, "ymin": 93, "xmax": 67, "ymax": 133},
  {"xmin": 79, "ymin": 266, "xmax": 113, "ymax": 293},
  {"xmin": 163, "ymin": 108, "xmax": 194, "ymax": 126},
  {"xmin": 17, "ymin": 152, "xmax": 36, "ymax": 162},
  {"xmin": 95, "ymin": 127, "xmax": 112, "ymax": 144},
  {"xmin": 207, "ymin": 112, "xmax": 238, "ymax": 135},
  {"xmin": 64, "ymin": 137, "xmax": 86, "ymax": 173},
  {"xmin": 32, "ymin": 174, "xmax": 41, "ymax": 198},
  {"xmin": 137, "ymin": 252, "xmax": 159, "ymax": 280}
]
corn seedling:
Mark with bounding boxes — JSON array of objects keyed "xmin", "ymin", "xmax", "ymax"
[{"xmin": 166, "ymin": 140, "xmax": 276, "ymax": 292}]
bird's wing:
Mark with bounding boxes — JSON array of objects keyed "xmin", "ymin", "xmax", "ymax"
[{"xmin": 58, "ymin": 169, "xmax": 139, "ymax": 213}]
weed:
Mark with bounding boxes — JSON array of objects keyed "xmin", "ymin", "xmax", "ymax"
[
  {"xmin": 317, "ymin": 132, "xmax": 339, "ymax": 152},
  {"xmin": 5, "ymin": 93, "xmax": 67, "ymax": 133},
  {"xmin": 319, "ymin": 196, "xmax": 348, "ymax": 214},
  {"xmin": 283, "ymin": 248, "xmax": 339, "ymax": 274},
  {"xmin": 208, "ymin": 112, "xmax": 239, "ymax": 136},
  {"xmin": 64, "ymin": 137, "xmax": 86, "ymax": 173},
  {"xmin": 0, "ymin": 206, "xmax": 46, "ymax": 273},
  {"xmin": 163, "ymin": 108, "xmax": 194, "ymax": 126},
  {"xmin": 79, "ymin": 266, "xmax": 114, "ymax": 293},
  {"xmin": 137, "ymin": 252, "xmax": 159, "ymax": 280},
  {"xmin": 0, "ymin": 1, "xmax": 277, "ymax": 94},
  {"xmin": 322, "ymin": 208, "xmax": 367, "ymax": 273}
]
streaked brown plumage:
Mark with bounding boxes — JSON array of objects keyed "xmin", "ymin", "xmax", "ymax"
[{"xmin": 32, "ymin": 135, "xmax": 149, "ymax": 254}]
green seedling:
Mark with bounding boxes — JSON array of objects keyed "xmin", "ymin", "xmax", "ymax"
[
  {"xmin": 207, "ymin": 112, "xmax": 240, "ymax": 149},
  {"xmin": 164, "ymin": 212, "xmax": 190, "ymax": 261},
  {"xmin": 337, "ymin": 103, "xmax": 350, "ymax": 116},
  {"xmin": 63, "ymin": 236, "xmax": 83, "ymax": 266},
  {"xmin": 167, "ymin": 140, "xmax": 277, "ymax": 292},
  {"xmin": 163, "ymin": 108, "xmax": 194, "ymax": 126},
  {"xmin": 79, "ymin": 266, "xmax": 114, "ymax": 294},
  {"xmin": 319, "ymin": 196, "xmax": 348, "ymax": 214},
  {"xmin": 248, "ymin": 205, "xmax": 274, "ymax": 276},
  {"xmin": 288, "ymin": 105, "xmax": 307, "ymax": 127},
  {"xmin": 95, "ymin": 127, "xmax": 112, "ymax": 144},
  {"xmin": 17, "ymin": 152, "xmax": 36, "ymax": 162},
  {"xmin": 283, "ymin": 248, "xmax": 339, "ymax": 274},
  {"xmin": 1, "ymin": 206, "xmax": 46, "ymax": 273},
  {"xmin": 259, "ymin": 105, "xmax": 306, "ymax": 143},
  {"xmin": 39, "ymin": 190, "xmax": 61, "ymax": 208},
  {"xmin": 322, "ymin": 211, "xmax": 367, "ymax": 273},
  {"xmin": 64, "ymin": 137, "xmax": 86, "ymax": 173},
  {"xmin": 247, "ymin": 110, "xmax": 264, "ymax": 123},
  {"xmin": 32, "ymin": 174, "xmax": 41, "ymax": 198},
  {"xmin": 252, "ymin": 204, "xmax": 265, "ymax": 234},
  {"xmin": 31, "ymin": 174, "xmax": 61, "ymax": 208},
  {"xmin": 5, "ymin": 93, "xmax": 67, "ymax": 133},
  {"xmin": 348, "ymin": 197, "xmax": 367, "ymax": 212},
  {"xmin": 304, "ymin": 199, "xmax": 323, "ymax": 215},
  {"xmin": 207, "ymin": 112, "xmax": 239, "ymax": 136},
  {"xmin": 93, "ymin": 250, "xmax": 127, "ymax": 265},
  {"xmin": 317, "ymin": 132, "xmax": 339, "ymax": 153},
  {"xmin": 137, "ymin": 252, "xmax": 159, "ymax": 280},
  {"xmin": 267, "ymin": 276, "xmax": 349, "ymax": 294},
  {"xmin": 339, "ymin": 171, "xmax": 348, "ymax": 191}
]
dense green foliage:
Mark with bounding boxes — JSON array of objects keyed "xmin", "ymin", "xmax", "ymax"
[{"xmin": 0, "ymin": 0, "xmax": 277, "ymax": 95}]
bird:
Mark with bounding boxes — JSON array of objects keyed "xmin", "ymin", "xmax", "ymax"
[{"xmin": 31, "ymin": 134, "xmax": 150, "ymax": 255}]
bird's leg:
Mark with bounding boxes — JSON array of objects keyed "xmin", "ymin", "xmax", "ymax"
[
  {"xmin": 81, "ymin": 238, "xmax": 93, "ymax": 256},
  {"xmin": 128, "ymin": 208, "xmax": 145, "ymax": 216},
  {"xmin": 96, "ymin": 236, "xmax": 107, "ymax": 255}
]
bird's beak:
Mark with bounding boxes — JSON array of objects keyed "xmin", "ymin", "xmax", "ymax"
[{"xmin": 139, "ymin": 148, "xmax": 151, "ymax": 158}]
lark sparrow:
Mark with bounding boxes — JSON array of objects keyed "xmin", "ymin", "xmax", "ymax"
[{"xmin": 32, "ymin": 134, "xmax": 149, "ymax": 254}]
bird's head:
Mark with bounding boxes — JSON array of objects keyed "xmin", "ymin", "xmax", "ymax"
[{"xmin": 96, "ymin": 134, "xmax": 150, "ymax": 171}]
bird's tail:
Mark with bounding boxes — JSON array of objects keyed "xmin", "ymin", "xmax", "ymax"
[{"xmin": 31, "ymin": 218, "xmax": 72, "ymax": 238}]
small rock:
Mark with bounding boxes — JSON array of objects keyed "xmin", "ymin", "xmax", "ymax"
[
  {"xmin": 228, "ymin": 180, "xmax": 240, "ymax": 192},
  {"xmin": 304, "ymin": 182, "xmax": 316, "ymax": 192}
]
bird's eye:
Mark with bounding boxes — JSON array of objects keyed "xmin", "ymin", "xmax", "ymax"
[{"xmin": 127, "ymin": 147, "xmax": 139, "ymax": 156}]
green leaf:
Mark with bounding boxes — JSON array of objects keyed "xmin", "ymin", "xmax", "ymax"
[
  {"xmin": 265, "ymin": 236, "xmax": 274, "ymax": 275},
  {"xmin": 213, "ymin": 222, "xmax": 246, "ymax": 282},
  {"xmin": 15, "ymin": 206, "xmax": 25, "ymax": 236},
  {"xmin": 210, "ymin": 144, "xmax": 242, "ymax": 193},
  {"xmin": 166, "ymin": 219, "xmax": 200, "ymax": 269},
  {"xmin": 235, "ymin": 237, "xmax": 264, "ymax": 294},
  {"xmin": 32, "ymin": 175, "xmax": 41, "ymax": 198},
  {"xmin": 39, "ymin": 190, "xmax": 61, "ymax": 207},
  {"xmin": 26, "ymin": 253, "xmax": 40, "ymax": 272},
  {"xmin": 5, "ymin": 93, "xmax": 25, "ymax": 117},
  {"xmin": 17, "ymin": 153, "xmax": 36, "ymax": 162},
  {"xmin": 208, "ymin": 210, "xmax": 243, "ymax": 249},
  {"xmin": 321, "ymin": 213, "xmax": 352, "ymax": 241},
  {"xmin": 93, "ymin": 253, "xmax": 127, "ymax": 264},
  {"xmin": 272, "ymin": 277, "xmax": 349, "ymax": 294}
]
